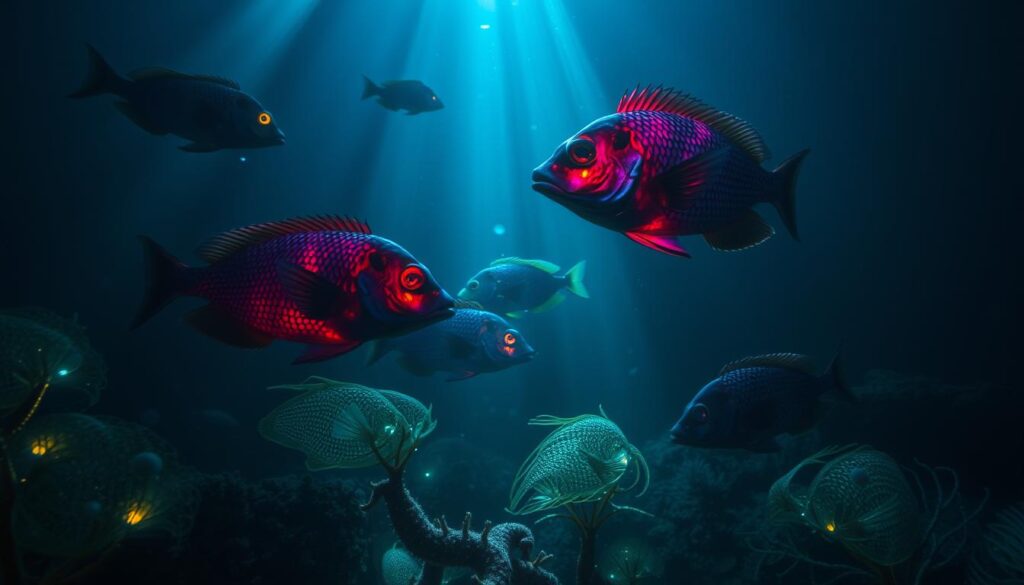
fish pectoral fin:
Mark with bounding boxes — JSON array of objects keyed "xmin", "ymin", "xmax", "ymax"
[
  {"xmin": 625, "ymin": 232, "xmax": 691, "ymax": 258},
  {"xmin": 292, "ymin": 342, "xmax": 360, "ymax": 364},
  {"xmin": 703, "ymin": 209, "xmax": 775, "ymax": 251},
  {"xmin": 113, "ymin": 101, "xmax": 167, "ymax": 135},
  {"xmin": 179, "ymin": 140, "xmax": 219, "ymax": 152},
  {"xmin": 185, "ymin": 305, "xmax": 273, "ymax": 348},
  {"xmin": 445, "ymin": 371, "xmax": 477, "ymax": 382},
  {"xmin": 276, "ymin": 261, "xmax": 340, "ymax": 320},
  {"xmin": 746, "ymin": 436, "xmax": 782, "ymax": 453}
]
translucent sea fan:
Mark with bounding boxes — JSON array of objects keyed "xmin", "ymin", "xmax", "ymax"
[
  {"xmin": 508, "ymin": 407, "xmax": 649, "ymax": 515},
  {"xmin": 0, "ymin": 308, "xmax": 105, "ymax": 417},
  {"xmin": 969, "ymin": 502, "xmax": 1024, "ymax": 585},
  {"xmin": 258, "ymin": 378, "xmax": 435, "ymax": 471},
  {"xmin": 804, "ymin": 447, "xmax": 923, "ymax": 566},
  {"xmin": 9, "ymin": 413, "xmax": 195, "ymax": 558}
]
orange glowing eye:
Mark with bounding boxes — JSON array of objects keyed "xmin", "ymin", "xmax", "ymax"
[
  {"xmin": 258, "ymin": 112, "xmax": 272, "ymax": 126},
  {"xmin": 504, "ymin": 332, "xmax": 516, "ymax": 345},
  {"xmin": 400, "ymin": 265, "xmax": 425, "ymax": 291}
]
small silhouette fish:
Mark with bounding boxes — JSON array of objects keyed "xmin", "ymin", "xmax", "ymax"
[
  {"xmin": 70, "ymin": 44, "xmax": 285, "ymax": 152},
  {"xmin": 361, "ymin": 76, "xmax": 443, "ymax": 115}
]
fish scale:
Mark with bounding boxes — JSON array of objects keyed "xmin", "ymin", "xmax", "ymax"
[{"xmin": 194, "ymin": 231, "xmax": 376, "ymax": 344}]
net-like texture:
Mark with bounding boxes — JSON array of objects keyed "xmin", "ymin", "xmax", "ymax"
[{"xmin": 508, "ymin": 414, "xmax": 647, "ymax": 515}]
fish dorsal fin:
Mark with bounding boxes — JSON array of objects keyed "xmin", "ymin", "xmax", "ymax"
[
  {"xmin": 617, "ymin": 85, "xmax": 770, "ymax": 163},
  {"xmin": 129, "ymin": 67, "xmax": 241, "ymax": 90},
  {"xmin": 197, "ymin": 215, "xmax": 372, "ymax": 264},
  {"xmin": 719, "ymin": 353, "xmax": 816, "ymax": 376},
  {"xmin": 489, "ymin": 257, "xmax": 560, "ymax": 274}
]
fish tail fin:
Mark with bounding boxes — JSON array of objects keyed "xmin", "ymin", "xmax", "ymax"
[
  {"xmin": 68, "ymin": 44, "xmax": 127, "ymax": 98},
  {"xmin": 769, "ymin": 148, "xmax": 810, "ymax": 241},
  {"xmin": 563, "ymin": 260, "xmax": 589, "ymax": 299},
  {"xmin": 132, "ymin": 236, "xmax": 189, "ymax": 330},
  {"xmin": 365, "ymin": 339, "xmax": 392, "ymax": 366},
  {"xmin": 824, "ymin": 345, "xmax": 857, "ymax": 403},
  {"xmin": 361, "ymin": 75, "xmax": 381, "ymax": 100}
]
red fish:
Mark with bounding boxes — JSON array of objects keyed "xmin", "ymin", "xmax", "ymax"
[
  {"xmin": 132, "ymin": 216, "xmax": 454, "ymax": 363},
  {"xmin": 532, "ymin": 85, "xmax": 809, "ymax": 257}
]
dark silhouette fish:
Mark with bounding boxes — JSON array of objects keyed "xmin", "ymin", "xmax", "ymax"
[
  {"xmin": 532, "ymin": 85, "xmax": 809, "ymax": 257},
  {"xmin": 69, "ymin": 44, "xmax": 285, "ymax": 152},
  {"xmin": 670, "ymin": 352, "xmax": 855, "ymax": 452},
  {"xmin": 457, "ymin": 257, "xmax": 588, "ymax": 318},
  {"xmin": 132, "ymin": 216, "xmax": 454, "ymax": 364},
  {"xmin": 367, "ymin": 308, "xmax": 535, "ymax": 381},
  {"xmin": 361, "ymin": 76, "xmax": 443, "ymax": 115}
]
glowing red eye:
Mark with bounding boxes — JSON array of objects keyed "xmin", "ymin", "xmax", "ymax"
[
  {"xmin": 400, "ymin": 266, "xmax": 425, "ymax": 291},
  {"xmin": 504, "ymin": 332, "xmax": 516, "ymax": 345},
  {"xmin": 568, "ymin": 138, "xmax": 596, "ymax": 165}
]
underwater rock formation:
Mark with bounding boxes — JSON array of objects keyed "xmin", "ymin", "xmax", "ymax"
[
  {"xmin": 260, "ymin": 378, "xmax": 559, "ymax": 585},
  {"xmin": 757, "ymin": 444, "xmax": 987, "ymax": 584},
  {"xmin": 968, "ymin": 502, "xmax": 1024, "ymax": 585},
  {"xmin": 507, "ymin": 409, "xmax": 650, "ymax": 585}
]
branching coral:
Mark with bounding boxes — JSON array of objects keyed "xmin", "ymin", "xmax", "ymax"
[
  {"xmin": 260, "ymin": 378, "xmax": 559, "ymax": 585},
  {"xmin": 754, "ymin": 445, "xmax": 988, "ymax": 585}
]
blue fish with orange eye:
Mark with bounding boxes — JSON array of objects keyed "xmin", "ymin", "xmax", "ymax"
[
  {"xmin": 366, "ymin": 307, "xmax": 535, "ymax": 381},
  {"xmin": 69, "ymin": 45, "xmax": 285, "ymax": 153},
  {"xmin": 532, "ymin": 85, "xmax": 808, "ymax": 257},
  {"xmin": 457, "ymin": 257, "xmax": 588, "ymax": 318},
  {"xmin": 670, "ymin": 352, "xmax": 855, "ymax": 452}
]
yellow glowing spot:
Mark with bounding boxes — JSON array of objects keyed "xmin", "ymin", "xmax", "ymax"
[
  {"xmin": 257, "ymin": 112, "xmax": 272, "ymax": 126},
  {"xmin": 580, "ymin": 169, "xmax": 589, "ymax": 178},
  {"xmin": 30, "ymin": 436, "xmax": 56, "ymax": 456},
  {"xmin": 825, "ymin": 521, "xmax": 836, "ymax": 533},
  {"xmin": 124, "ymin": 502, "xmax": 152, "ymax": 526}
]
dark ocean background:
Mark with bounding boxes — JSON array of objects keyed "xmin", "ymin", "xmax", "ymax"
[{"xmin": 1, "ymin": 1, "xmax": 1021, "ymax": 584}]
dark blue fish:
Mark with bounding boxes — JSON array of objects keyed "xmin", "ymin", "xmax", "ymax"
[
  {"xmin": 670, "ymin": 352, "xmax": 854, "ymax": 452},
  {"xmin": 367, "ymin": 308, "xmax": 535, "ymax": 381},
  {"xmin": 361, "ymin": 76, "xmax": 443, "ymax": 115},
  {"xmin": 457, "ymin": 258, "xmax": 588, "ymax": 318},
  {"xmin": 70, "ymin": 45, "xmax": 285, "ymax": 153}
]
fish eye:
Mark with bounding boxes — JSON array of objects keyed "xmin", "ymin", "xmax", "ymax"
[
  {"xmin": 431, "ymin": 95, "xmax": 437, "ymax": 101},
  {"xmin": 613, "ymin": 130, "xmax": 630, "ymax": 150},
  {"xmin": 688, "ymin": 404, "xmax": 709, "ymax": 425},
  {"xmin": 257, "ymin": 112, "xmax": 272, "ymax": 126},
  {"xmin": 400, "ymin": 265, "xmax": 426, "ymax": 291},
  {"xmin": 467, "ymin": 280, "xmax": 479, "ymax": 290},
  {"xmin": 504, "ymin": 332, "xmax": 516, "ymax": 345},
  {"xmin": 568, "ymin": 138, "xmax": 596, "ymax": 166}
]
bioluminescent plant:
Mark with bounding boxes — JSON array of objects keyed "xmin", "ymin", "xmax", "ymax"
[
  {"xmin": 754, "ymin": 445, "xmax": 987, "ymax": 585},
  {"xmin": 508, "ymin": 408, "xmax": 650, "ymax": 585}
]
